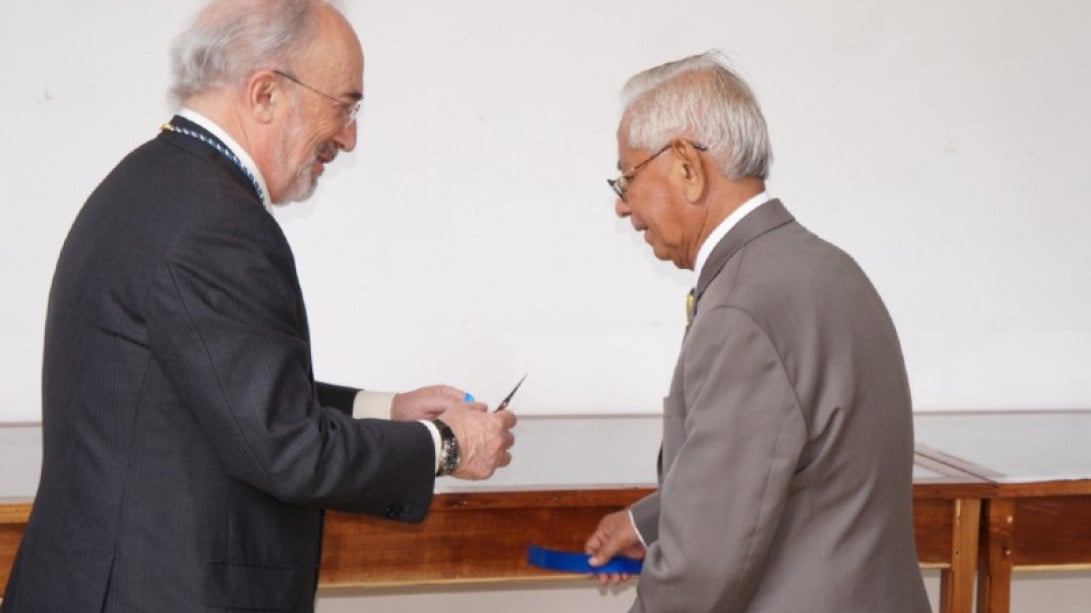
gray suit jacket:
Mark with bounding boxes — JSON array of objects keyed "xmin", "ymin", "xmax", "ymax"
[
  {"xmin": 2, "ymin": 117, "xmax": 437, "ymax": 612},
  {"xmin": 629, "ymin": 200, "xmax": 930, "ymax": 612}
]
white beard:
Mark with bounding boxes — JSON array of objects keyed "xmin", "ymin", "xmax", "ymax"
[{"xmin": 276, "ymin": 111, "xmax": 320, "ymax": 204}]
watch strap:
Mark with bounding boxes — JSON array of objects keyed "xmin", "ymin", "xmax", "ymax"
[{"xmin": 431, "ymin": 418, "xmax": 460, "ymax": 476}]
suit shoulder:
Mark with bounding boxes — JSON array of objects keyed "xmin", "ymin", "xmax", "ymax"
[
  {"xmin": 86, "ymin": 136, "xmax": 282, "ymax": 239},
  {"xmin": 712, "ymin": 221, "xmax": 874, "ymax": 305}
]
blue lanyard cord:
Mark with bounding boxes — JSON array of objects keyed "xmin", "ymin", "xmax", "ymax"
[{"xmin": 159, "ymin": 122, "xmax": 266, "ymax": 206}]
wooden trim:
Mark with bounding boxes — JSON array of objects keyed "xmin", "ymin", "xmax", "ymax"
[
  {"xmin": 0, "ymin": 500, "xmax": 31, "ymax": 525},
  {"xmin": 1006, "ymin": 564, "xmax": 1091, "ymax": 572},
  {"xmin": 318, "ymin": 488, "xmax": 651, "ymax": 586},
  {"xmin": 913, "ymin": 481, "xmax": 993, "ymax": 500},
  {"xmin": 0, "ymin": 499, "xmax": 32, "ymax": 596},
  {"xmin": 938, "ymin": 498, "xmax": 981, "ymax": 613},
  {"xmin": 994, "ymin": 480, "xmax": 1091, "ymax": 498},
  {"xmin": 977, "ymin": 498, "xmax": 1015, "ymax": 613},
  {"xmin": 1006, "ymin": 495, "xmax": 1091, "ymax": 568}
]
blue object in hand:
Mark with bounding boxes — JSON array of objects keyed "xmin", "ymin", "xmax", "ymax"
[
  {"xmin": 527, "ymin": 545, "xmax": 643, "ymax": 575},
  {"xmin": 463, "ymin": 392, "xmax": 475, "ymax": 402}
]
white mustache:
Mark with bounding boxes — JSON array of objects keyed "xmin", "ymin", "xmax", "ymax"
[{"xmin": 316, "ymin": 142, "xmax": 338, "ymax": 164}]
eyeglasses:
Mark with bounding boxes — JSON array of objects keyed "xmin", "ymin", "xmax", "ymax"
[
  {"xmin": 273, "ymin": 69, "xmax": 362, "ymax": 127},
  {"xmin": 607, "ymin": 140, "xmax": 708, "ymax": 201}
]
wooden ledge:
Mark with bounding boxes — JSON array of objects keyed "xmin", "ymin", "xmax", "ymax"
[{"xmin": 1, "ymin": 484, "xmax": 976, "ymax": 589}]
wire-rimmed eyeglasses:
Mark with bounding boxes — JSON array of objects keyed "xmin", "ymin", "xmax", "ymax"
[
  {"xmin": 273, "ymin": 69, "xmax": 362, "ymax": 128},
  {"xmin": 608, "ymin": 140, "xmax": 708, "ymax": 201}
]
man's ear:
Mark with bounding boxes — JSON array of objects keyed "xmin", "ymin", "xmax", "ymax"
[
  {"xmin": 674, "ymin": 141, "xmax": 708, "ymax": 204},
  {"xmin": 246, "ymin": 70, "xmax": 279, "ymax": 125}
]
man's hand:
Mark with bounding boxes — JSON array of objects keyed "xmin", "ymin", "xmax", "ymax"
[
  {"xmin": 391, "ymin": 385, "xmax": 466, "ymax": 421},
  {"xmin": 585, "ymin": 509, "xmax": 646, "ymax": 585},
  {"xmin": 437, "ymin": 402, "xmax": 517, "ymax": 480}
]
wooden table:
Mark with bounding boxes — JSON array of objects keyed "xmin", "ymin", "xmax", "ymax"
[
  {"xmin": 1, "ymin": 456, "xmax": 986, "ymax": 613},
  {"xmin": 915, "ymin": 410, "xmax": 1091, "ymax": 613},
  {"xmin": 324, "ymin": 452, "xmax": 987, "ymax": 598}
]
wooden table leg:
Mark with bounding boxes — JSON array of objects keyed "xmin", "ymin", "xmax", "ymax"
[
  {"xmin": 939, "ymin": 498, "xmax": 981, "ymax": 613},
  {"xmin": 976, "ymin": 498, "xmax": 1014, "ymax": 613}
]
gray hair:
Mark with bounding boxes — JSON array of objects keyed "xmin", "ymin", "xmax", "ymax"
[
  {"xmin": 168, "ymin": 0, "xmax": 340, "ymax": 106},
  {"xmin": 621, "ymin": 51, "xmax": 772, "ymax": 180}
]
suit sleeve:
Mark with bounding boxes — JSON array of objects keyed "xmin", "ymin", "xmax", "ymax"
[
  {"xmin": 315, "ymin": 382, "xmax": 359, "ymax": 415},
  {"xmin": 632, "ymin": 305, "xmax": 807, "ymax": 613},
  {"xmin": 144, "ymin": 208, "xmax": 435, "ymax": 521}
]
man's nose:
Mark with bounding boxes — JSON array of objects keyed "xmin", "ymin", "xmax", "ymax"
[
  {"xmin": 614, "ymin": 197, "xmax": 631, "ymax": 218},
  {"xmin": 334, "ymin": 120, "xmax": 357, "ymax": 152}
]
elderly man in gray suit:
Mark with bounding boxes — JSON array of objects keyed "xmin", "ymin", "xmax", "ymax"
[{"xmin": 584, "ymin": 52, "xmax": 931, "ymax": 613}]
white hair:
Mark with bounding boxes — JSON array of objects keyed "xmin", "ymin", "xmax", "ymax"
[
  {"xmin": 168, "ymin": 0, "xmax": 342, "ymax": 106},
  {"xmin": 621, "ymin": 51, "xmax": 772, "ymax": 180}
]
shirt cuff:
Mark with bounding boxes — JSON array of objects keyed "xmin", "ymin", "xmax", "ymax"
[
  {"xmin": 351, "ymin": 390, "xmax": 397, "ymax": 419},
  {"xmin": 418, "ymin": 419, "xmax": 442, "ymax": 475},
  {"xmin": 628, "ymin": 509, "xmax": 648, "ymax": 549}
]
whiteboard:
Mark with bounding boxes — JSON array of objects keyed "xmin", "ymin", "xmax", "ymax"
[{"xmin": 2, "ymin": 0, "xmax": 1089, "ymax": 422}]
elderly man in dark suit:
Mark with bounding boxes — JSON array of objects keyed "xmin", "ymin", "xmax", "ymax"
[
  {"xmin": 584, "ymin": 52, "xmax": 930, "ymax": 612},
  {"xmin": 1, "ymin": 1, "xmax": 515, "ymax": 611}
]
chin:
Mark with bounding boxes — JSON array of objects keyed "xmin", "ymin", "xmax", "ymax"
[
  {"xmin": 650, "ymin": 247, "xmax": 673, "ymax": 263},
  {"xmin": 649, "ymin": 245, "xmax": 682, "ymax": 267},
  {"xmin": 281, "ymin": 173, "xmax": 320, "ymax": 204}
]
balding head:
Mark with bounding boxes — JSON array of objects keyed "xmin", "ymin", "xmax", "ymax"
[
  {"xmin": 169, "ymin": 0, "xmax": 364, "ymax": 205},
  {"xmin": 169, "ymin": 0, "xmax": 350, "ymax": 106}
]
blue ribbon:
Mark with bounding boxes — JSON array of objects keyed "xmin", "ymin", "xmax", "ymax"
[{"xmin": 527, "ymin": 545, "xmax": 643, "ymax": 575}]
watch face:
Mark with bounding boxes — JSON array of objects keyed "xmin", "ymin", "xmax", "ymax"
[
  {"xmin": 433, "ymin": 419, "xmax": 460, "ymax": 476},
  {"xmin": 443, "ymin": 438, "xmax": 460, "ymax": 475}
]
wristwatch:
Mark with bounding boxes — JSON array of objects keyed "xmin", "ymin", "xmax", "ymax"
[{"xmin": 432, "ymin": 418, "xmax": 460, "ymax": 477}]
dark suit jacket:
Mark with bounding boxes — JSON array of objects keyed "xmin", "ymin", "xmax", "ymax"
[
  {"xmin": 628, "ymin": 200, "xmax": 930, "ymax": 612},
  {"xmin": 2, "ymin": 117, "xmax": 437, "ymax": 612}
]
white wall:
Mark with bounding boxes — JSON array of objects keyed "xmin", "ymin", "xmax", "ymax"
[{"xmin": 2, "ymin": 2, "xmax": 1089, "ymax": 421}]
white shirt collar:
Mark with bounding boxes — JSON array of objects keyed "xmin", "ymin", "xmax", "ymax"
[
  {"xmin": 694, "ymin": 191, "xmax": 769, "ymax": 282},
  {"xmin": 178, "ymin": 108, "xmax": 271, "ymax": 212}
]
